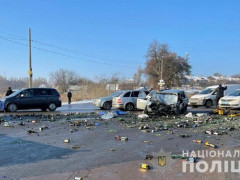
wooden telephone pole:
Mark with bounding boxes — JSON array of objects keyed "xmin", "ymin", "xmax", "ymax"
[{"xmin": 28, "ymin": 28, "xmax": 33, "ymax": 87}]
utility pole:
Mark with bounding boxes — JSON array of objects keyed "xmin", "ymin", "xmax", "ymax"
[
  {"xmin": 161, "ymin": 55, "xmax": 163, "ymax": 80},
  {"xmin": 28, "ymin": 28, "xmax": 33, "ymax": 87}
]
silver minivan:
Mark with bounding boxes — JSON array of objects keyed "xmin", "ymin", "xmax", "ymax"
[{"xmin": 112, "ymin": 90, "xmax": 149, "ymax": 111}]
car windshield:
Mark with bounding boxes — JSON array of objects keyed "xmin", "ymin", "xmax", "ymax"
[
  {"xmin": 109, "ymin": 91, "xmax": 123, "ymax": 97},
  {"xmin": 159, "ymin": 93, "xmax": 178, "ymax": 105},
  {"xmin": 7, "ymin": 89, "xmax": 23, "ymax": 97},
  {"xmin": 199, "ymin": 88, "xmax": 215, "ymax": 95},
  {"xmin": 229, "ymin": 90, "xmax": 240, "ymax": 96}
]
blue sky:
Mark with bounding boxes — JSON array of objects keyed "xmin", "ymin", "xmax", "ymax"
[{"xmin": 0, "ymin": 0, "xmax": 239, "ymax": 80}]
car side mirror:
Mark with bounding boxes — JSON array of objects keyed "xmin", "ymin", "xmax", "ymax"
[{"xmin": 20, "ymin": 94, "xmax": 24, "ymax": 98}]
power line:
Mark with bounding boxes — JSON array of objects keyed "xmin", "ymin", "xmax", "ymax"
[
  {"xmin": 0, "ymin": 36, "xmax": 137, "ymax": 69},
  {"xmin": 0, "ymin": 30, "xmax": 145, "ymax": 65}
]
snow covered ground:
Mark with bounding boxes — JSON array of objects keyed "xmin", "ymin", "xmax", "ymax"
[{"xmin": 62, "ymin": 99, "xmax": 95, "ymax": 105}]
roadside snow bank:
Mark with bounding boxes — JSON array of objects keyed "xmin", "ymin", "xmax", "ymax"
[{"xmin": 62, "ymin": 99, "xmax": 95, "ymax": 105}]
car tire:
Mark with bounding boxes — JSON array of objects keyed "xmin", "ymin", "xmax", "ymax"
[
  {"xmin": 103, "ymin": 101, "xmax": 112, "ymax": 110},
  {"xmin": 205, "ymin": 100, "xmax": 213, "ymax": 108},
  {"xmin": 125, "ymin": 103, "xmax": 134, "ymax": 111},
  {"xmin": 48, "ymin": 103, "xmax": 57, "ymax": 111},
  {"xmin": 7, "ymin": 103, "xmax": 17, "ymax": 112}
]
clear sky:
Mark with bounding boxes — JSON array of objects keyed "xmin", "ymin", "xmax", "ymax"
[{"xmin": 0, "ymin": 0, "xmax": 239, "ymax": 80}]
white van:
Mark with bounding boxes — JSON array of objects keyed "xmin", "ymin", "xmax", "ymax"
[
  {"xmin": 189, "ymin": 84, "xmax": 240, "ymax": 108},
  {"xmin": 219, "ymin": 89, "xmax": 240, "ymax": 109}
]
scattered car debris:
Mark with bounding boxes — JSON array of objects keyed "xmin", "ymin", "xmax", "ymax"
[
  {"xmin": 145, "ymin": 155, "xmax": 154, "ymax": 160},
  {"xmin": 72, "ymin": 145, "xmax": 79, "ymax": 150},
  {"xmin": 64, "ymin": 139, "xmax": 70, "ymax": 143},
  {"xmin": 27, "ymin": 130, "xmax": 38, "ymax": 134},
  {"xmin": 205, "ymin": 142, "xmax": 216, "ymax": 148},
  {"xmin": 139, "ymin": 163, "xmax": 150, "ymax": 170},
  {"xmin": 193, "ymin": 140, "xmax": 202, "ymax": 143},
  {"xmin": 115, "ymin": 136, "xmax": 128, "ymax": 141},
  {"xmin": 138, "ymin": 114, "xmax": 149, "ymax": 119}
]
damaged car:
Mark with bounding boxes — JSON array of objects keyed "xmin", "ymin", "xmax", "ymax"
[{"xmin": 138, "ymin": 90, "xmax": 188, "ymax": 115}]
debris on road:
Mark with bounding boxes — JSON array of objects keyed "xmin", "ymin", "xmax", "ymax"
[
  {"xmin": 145, "ymin": 155, "xmax": 154, "ymax": 160},
  {"xmin": 115, "ymin": 135, "xmax": 128, "ymax": 141},
  {"xmin": 139, "ymin": 163, "xmax": 150, "ymax": 170},
  {"xmin": 205, "ymin": 142, "xmax": 216, "ymax": 148},
  {"xmin": 193, "ymin": 140, "xmax": 202, "ymax": 143},
  {"xmin": 138, "ymin": 114, "xmax": 149, "ymax": 119},
  {"xmin": 64, "ymin": 139, "xmax": 70, "ymax": 143},
  {"xmin": 101, "ymin": 112, "xmax": 118, "ymax": 120}
]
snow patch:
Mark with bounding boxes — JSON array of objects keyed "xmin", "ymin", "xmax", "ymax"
[{"xmin": 62, "ymin": 99, "xmax": 95, "ymax": 105}]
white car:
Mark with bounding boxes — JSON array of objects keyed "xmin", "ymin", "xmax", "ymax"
[
  {"xmin": 219, "ymin": 89, "xmax": 240, "ymax": 109},
  {"xmin": 189, "ymin": 84, "xmax": 240, "ymax": 108}
]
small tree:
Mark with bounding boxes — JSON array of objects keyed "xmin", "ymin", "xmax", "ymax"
[{"xmin": 50, "ymin": 69, "xmax": 78, "ymax": 92}]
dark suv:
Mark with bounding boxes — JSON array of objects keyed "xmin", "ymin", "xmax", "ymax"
[{"xmin": 1, "ymin": 88, "xmax": 62, "ymax": 112}]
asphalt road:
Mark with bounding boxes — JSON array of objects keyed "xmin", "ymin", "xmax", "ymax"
[{"xmin": 1, "ymin": 103, "xmax": 214, "ymax": 115}]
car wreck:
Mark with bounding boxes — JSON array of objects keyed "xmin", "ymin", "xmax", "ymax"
[{"xmin": 138, "ymin": 90, "xmax": 188, "ymax": 115}]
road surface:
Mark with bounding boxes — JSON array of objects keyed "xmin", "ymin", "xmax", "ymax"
[{"xmin": 1, "ymin": 102, "xmax": 214, "ymax": 115}]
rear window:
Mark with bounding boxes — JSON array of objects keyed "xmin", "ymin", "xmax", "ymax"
[{"xmin": 123, "ymin": 92, "xmax": 131, "ymax": 97}]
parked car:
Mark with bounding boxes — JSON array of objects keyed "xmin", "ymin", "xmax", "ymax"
[
  {"xmin": 93, "ymin": 91, "xmax": 125, "ymax": 110},
  {"xmin": 139, "ymin": 90, "xmax": 188, "ymax": 115},
  {"xmin": 112, "ymin": 90, "xmax": 149, "ymax": 111},
  {"xmin": 0, "ymin": 88, "xmax": 62, "ymax": 112},
  {"xmin": 219, "ymin": 89, "xmax": 240, "ymax": 109},
  {"xmin": 189, "ymin": 84, "xmax": 240, "ymax": 108}
]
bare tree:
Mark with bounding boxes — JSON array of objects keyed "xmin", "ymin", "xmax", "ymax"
[
  {"xmin": 144, "ymin": 40, "xmax": 191, "ymax": 88},
  {"xmin": 33, "ymin": 77, "xmax": 49, "ymax": 87},
  {"xmin": 50, "ymin": 69, "xmax": 78, "ymax": 92},
  {"xmin": 213, "ymin": 73, "xmax": 223, "ymax": 77},
  {"xmin": 133, "ymin": 66, "xmax": 143, "ymax": 86}
]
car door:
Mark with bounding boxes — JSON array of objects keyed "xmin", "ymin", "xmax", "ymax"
[
  {"xmin": 131, "ymin": 91, "xmax": 140, "ymax": 106},
  {"xmin": 33, "ymin": 89, "xmax": 48, "ymax": 108},
  {"xmin": 17, "ymin": 89, "xmax": 35, "ymax": 109}
]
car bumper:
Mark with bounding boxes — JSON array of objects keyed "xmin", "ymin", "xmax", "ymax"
[
  {"xmin": 189, "ymin": 100, "xmax": 205, "ymax": 106},
  {"xmin": 112, "ymin": 104, "xmax": 124, "ymax": 109},
  {"xmin": 219, "ymin": 104, "xmax": 240, "ymax": 109},
  {"xmin": 93, "ymin": 101, "xmax": 101, "ymax": 107}
]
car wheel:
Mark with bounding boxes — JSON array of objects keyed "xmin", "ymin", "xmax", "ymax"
[
  {"xmin": 125, "ymin": 103, "xmax": 134, "ymax": 111},
  {"xmin": 103, "ymin": 101, "xmax": 112, "ymax": 110},
  {"xmin": 7, "ymin": 103, "xmax": 17, "ymax": 112},
  {"xmin": 205, "ymin": 100, "xmax": 213, "ymax": 108},
  {"xmin": 48, "ymin": 103, "xmax": 57, "ymax": 111}
]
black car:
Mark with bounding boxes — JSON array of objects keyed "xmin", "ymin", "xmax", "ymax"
[{"xmin": 1, "ymin": 88, "xmax": 62, "ymax": 112}]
